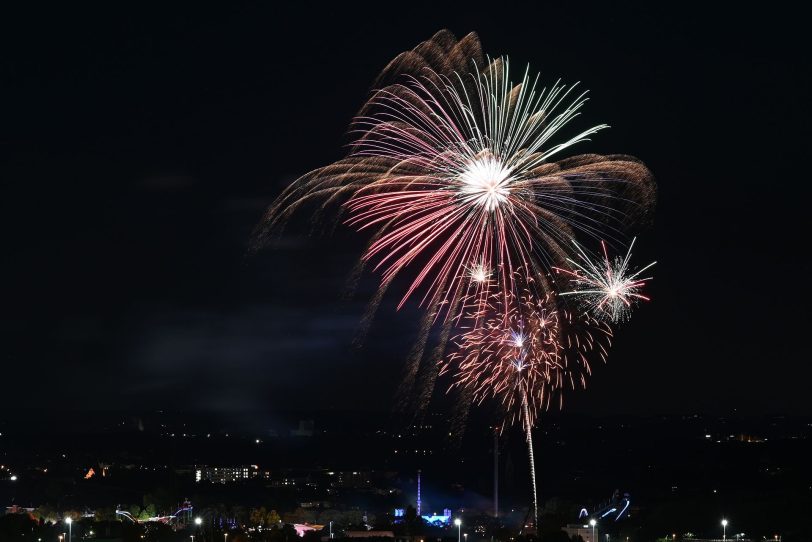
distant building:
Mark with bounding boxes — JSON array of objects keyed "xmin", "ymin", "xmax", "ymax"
[
  {"xmin": 325, "ymin": 470, "xmax": 372, "ymax": 488},
  {"xmin": 300, "ymin": 501, "xmax": 332, "ymax": 509},
  {"xmin": 195, "ymin": 465, "xmax": 256, "ymax": 483},
  {"xmin": 735, "ymin": 433, "xmax": 765, "ymax": 443}
]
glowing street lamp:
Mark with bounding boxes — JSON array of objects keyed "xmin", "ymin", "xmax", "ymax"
[
  {"xmin": 589, "ymin": 519, "xmax": 597, "ymax": 542},
  {"xmin": 454, "ymin": 518, "xmax": 462, "ymax": 542},
  {"xmin": 65, "ymin": 517, "xmax": 73, "ymax": 542},
  {"xmin": 191, "ymin": 516, "xmax": 203, "ymax": 542},
  {"xmin": 721, "ymin": 519, "xmax": 728, "ymax": 541}
]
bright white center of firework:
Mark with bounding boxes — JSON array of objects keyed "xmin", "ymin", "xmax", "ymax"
[
  {"xmin": 458, "ymin": 155, "xmax": 514, "ymax": 211},
  {"xmin": 511, "ymin": 331, "xmax": 525, "ymax": 348},
  {"xmin": 469, "ymin": 262, "xmax": 491, "ymax": 283}
]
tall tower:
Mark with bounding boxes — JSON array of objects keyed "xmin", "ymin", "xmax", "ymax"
[{"xmin": 416, "ymin": 469, "xmax": 422, "ymax": 516}]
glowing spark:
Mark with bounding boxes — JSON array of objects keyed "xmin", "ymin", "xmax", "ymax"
[
  {"xmin": 511, "ymin": 330, "xmax": 526, "ymax": 349},
  {"xmin": 511, "ymin": 356, "xmax": 528, "ymax": 372}
]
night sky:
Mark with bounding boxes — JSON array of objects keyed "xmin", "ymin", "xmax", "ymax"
[{"xmin": 2, "ymin": 4, "xmax": 809, "ymax": 416}]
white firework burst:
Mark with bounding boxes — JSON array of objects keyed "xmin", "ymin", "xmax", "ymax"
[
  {"xmin": 467, "ymin": 260, "xmax": 492, "ymax": 284},
  {"xmin": 558, "ymin": 237, "xmax": 655, "ymax": 322}
]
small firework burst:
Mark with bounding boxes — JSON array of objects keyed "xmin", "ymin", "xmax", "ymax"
[
  {"xmin": 557, "ymin": 238, "xmax": 655, "ymax": 322},
  {"xmin": 441, "ymin": 286, "xmax": 561, "ymax": 430}
]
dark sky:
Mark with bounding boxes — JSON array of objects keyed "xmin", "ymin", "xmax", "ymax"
[{"xmin": 2, "ymin": 4, "xmax": 809, "ymax": 416}]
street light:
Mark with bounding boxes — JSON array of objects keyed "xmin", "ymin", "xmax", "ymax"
[
  {"xmin": 65, "ymin": 517, "xmax": 73, "ymax": 542},
  {"xmin": 195, "ymin": 517, "xmax": 203, "ymax": 526},
  {"xmin": 589, "ymin": 519, "xmax": 597, "ymax": 542},
  {"xmin": 454, "ymin": 518, "xmax": 462, "ymax": 542},
  {"xmin": 721, "ymin": 519, "xmax": 728, "ymax": 541},
  {"xmin": 224, "ymin": 533, "xmax": 228, "ymax": 542}
]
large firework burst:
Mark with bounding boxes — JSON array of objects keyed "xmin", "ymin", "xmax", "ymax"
[{"xmin": 254, "ymin": 30, "xmax": 655, "ymax": 320}]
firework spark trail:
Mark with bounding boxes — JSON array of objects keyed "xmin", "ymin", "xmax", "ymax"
[
  {"xmin": 352, "ymin": 276, "xmax": 392, "ymax": 349},
  {"xmin": 348, "ymin": 221, "xmax": 403, "ymax": 347},
  {"xmin": 556, "ymin": 237, "xmax": 656, "ymax": 322},
  {"xmin": 522, "ymin": 388, "xmax": 539, "ymax": 528},
  {"xmin": 412, "ymin": 295, "xmax": 462, "ymax": 420},
  {"xmin": 394, "ymin": 304, "xmax": 440, "ymax": 413}
]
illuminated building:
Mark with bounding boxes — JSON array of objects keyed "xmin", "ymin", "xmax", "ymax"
[{"xmin": 194, "ymin": 465, "xmax": 256, "ymax": 483}]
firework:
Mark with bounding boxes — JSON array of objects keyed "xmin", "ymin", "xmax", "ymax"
[
  {"xmin": 442, "ymin": 283, "xmax": 557, "ymax": 527},
  {"xmin": 440, "ymin": 275, "xmax": 612, "ymax": 525},
  {"xmin": 253, "ymin": 31, "xmax": 655, "ymax": 526},
  {"xmin": 556, "ymin": 238, "xmax": 656, "ymax": 322},
  {"xmin": 254, "ymin": 30, "xmax": 656, "ymax": 320},
  {"xmin": 441, "ymin": 277, "xmax": 613, "ymax": 429},
  {"xmin": 442, "ymin": 287, "xmax": 560, "ymax": 429}
]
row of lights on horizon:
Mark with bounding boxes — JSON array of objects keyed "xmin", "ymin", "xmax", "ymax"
[
  {"xmin": 663, "ymin": 519, "xmax": 775, "ymax": 542},
  {"xmin": 452, "ymin": 516, "xmax": 741, "ymax": 542},
  {"xmin": 36, "ymin": 511, "xmax": 776, "ymax": 542},
  {"xmin": 54, "ymin": 516, "xmax": 226, "ymax": 542},
  {"xmin": 585, "ymin": 517, "xmax": 747, "ymax": 542}
]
